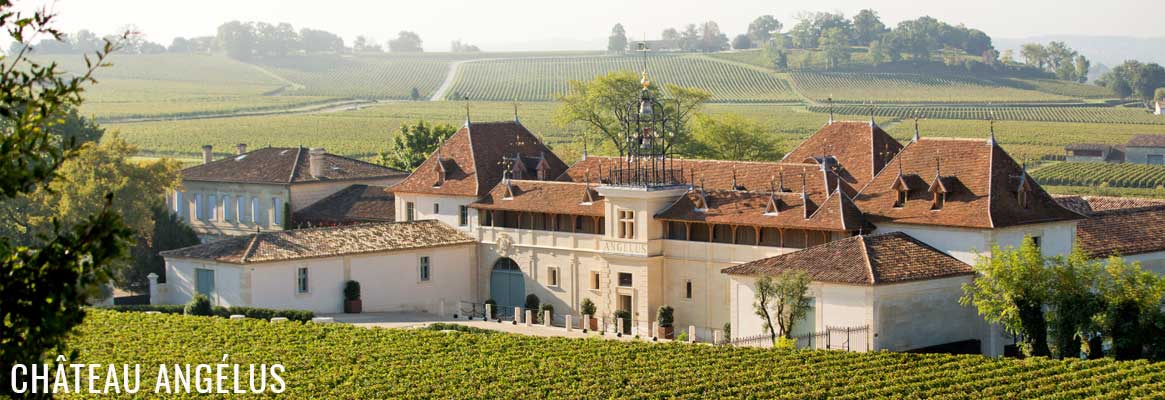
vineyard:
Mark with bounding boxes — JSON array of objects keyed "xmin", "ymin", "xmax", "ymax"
[
  {"xmin": 446, "ymin": 54, "xmax": 800, "ymax": 102},
  {"xmin": 807, "ymin": 104, "xmax": 1165, "ymax": 125},
  {"xmin": 790, "ymin": 71, "xmax": 1076, "ymax": 104},
  {"xmin": 1033, "ymin": 162, "xmax": 1165, "ymax": 189},
  {"xmin": 883, "ymin": 119, "xmax": 1165, "ymax": 163},
  {"xmin": 254, "ymin": 54, "xmax": 456, "ymax": 99},
  {"xmin": 62, "ymin": 310, "xmax": 1165, "ymax": 399}
]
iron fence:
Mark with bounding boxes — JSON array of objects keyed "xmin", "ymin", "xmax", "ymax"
[{"xmin": 729, "ymin": 325, "xmax": 870, "ymax": 352}]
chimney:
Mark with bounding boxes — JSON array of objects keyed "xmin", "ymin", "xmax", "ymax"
[
  {"xmin": 201, "ymin": 145, "xmax": 213, "ymax": 164},
  {"xmin": 235, "ymin": 143, "xmax": 247, "ymax": 155},
  {"xmin": 309, "ymin": 148, "xmax": 326, "ymax": 178}
]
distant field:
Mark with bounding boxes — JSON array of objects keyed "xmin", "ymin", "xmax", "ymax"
[
  {"xmin": 254, "ymin": 54, "xmax": 454, "ymax": 99},
  {"xmin": 1008, "ymin": 78, "xmax": 1114, "ymax": 99},
  {"xmin": 447, "ymin": 54, "xmax": 800, "ymax": 103},
  {"xmin": 808, "ymin": 104, "xmax": 1165, "ymax": 125},
  {"xmin": 790, "ymin": 71, "xmax": 1076, "ymax": 104},
  {"xmin": 1033, "ymin": 162, "xmax": 1165, "ymax": 189},
  {"xmin": 884, "ymin": 119, "xmax": 1165, "ymax": 162}
]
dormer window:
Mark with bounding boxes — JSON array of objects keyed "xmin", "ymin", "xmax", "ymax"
[
  {"xmin": 535, "ymin": 153, "xmax": 551, "ymax": 181},
  {"xmin": 928, "ymin": 174, "xmax": 948, "ymax": 211},
  {"xmin": 433, "ymin": 159, "xmax": 446, "ymax": 188},
  {"xmin": 894, "ymin": 189, "xmax": 907, "ymax": 208},
  {"xmin": 932, "ymin": 192, "xmax": 945, "ymax": 210},
  {"xmin": 764, "ymin": 194, "xmax": 780, "ymax": 216}
]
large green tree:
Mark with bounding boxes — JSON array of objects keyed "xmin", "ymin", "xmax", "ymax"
[
  {"xmin": 1098, "ymin": 256, "xmax": 1165, "ymax": 360},
  {"xmin": 746, "ymin": 15, "xmax": 782, "ymax": 44},
  {"xmin": 1047, "ymin": 248, "xmax": 1103, "ymax": 359},
  {"xmin": 961, "ymin": 236, "xmax": 1053, "ymax": 357},
  {"xmin": 376, "ymin": 120, "xmax": 457, "ymax": 172},
  {"xmin": 687, "ymin": 113, "xmax": 781, "ymax": 161},
  {"xmin": 126, "ymin": 206, "xmax": 199, "ymax": 293},
  {"xmin": 0, "ymin": 1, "xmax": 132, "ymax": 388},
  {"xmin": 607, "ymin": 23, "xmax": 627, "ymax": 52},
  {"xmin": 851, "ymin": 9, "xmax": 886, "ymax": 46},
  {"xmin": 754, "ymin": 271, "xmax": 813, "ymax": 345}
]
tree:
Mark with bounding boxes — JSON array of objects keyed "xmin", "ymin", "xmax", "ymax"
[
  {"xmin": 168, "ymin": 37, "xmax": 193, "ymax": 52},
  {"xmin": 754, "ymin": 271, "xmax": 812, "ymax": 345},
  {"xmin": 450, "ymin": 39, "xmax": 479, "ymax": 52},
  {"xmin": 255, "ymin": 22, "xmax": 298, "ymax": 56},
  {"xmin": 1047, "ymin": 247, "xmax": 1103, "ymax": 359},
  {"xmin": 216, "ymin": 20, "xmax": 256, "ymax": 59},
  {"xmin": 555, "ymin": 71, "xmax": 708, "ymax": 156},
  {"xmin": 868, "ymin": 40, "xmax": 887, "ymax": 66},
  {"xmin": 698, "ymin": 21, "xmax": 729, "ymax": 52},
  {"xmin": 1020, "ymin": 43, "xmax": 1048, "ymax": 69},
  {"xmin": 608, "ymin": 23, "xmax": 627, "ymax": 53},
  {"xmin": 388, "ymin": 31, "xmax": 423, "ymax": 52},
  {"xmin": 1097, "ymin": 256, "xmax": 1165, "ymax": 360},
  {"xmin": 893, "ymin": 17, "xmax": 941, "ymax": 61},
  {"xmin": 688, "ymin": 113, "xmax": 780, "ymax": 161},
  {"xmin": 0, "ymin": 4, "xmax": 131, "ymax": 389},
  {"xmin": 376, "ymin": 120, "xmax": 457, "ymax": 172},
  {"xmin": 763, "ymin": 40, "xmax": 788, "ymax": 70},
  {"xmin": 71, "ymin": 29, "xmax": 101, "ymax": 53},
  {"xmin": 125, "ymin": 206, "xmax": 199, "ymax": 293},
  {"xmin": 299, "ymin": 27, "xmax": 343, "ymax": 53},
  {"xmin": 1001, "ymin": 49, "xmax": 1016, "ymax": 65},
  {"xmin": 731, "ymin": 34, "xmax": 752, "ymax": 50},
  {"xmin": 820, "ymin": 27, "xmax": 850, "ymax": 69},
  {"xmin": 679, "ymin": 24, "xmax": 700, "ymax": 52},
  {"xmin": 851, "ymin": 9, "xmax": 886, "ymax": 46},
  {"xmin": 661, "ymin": 28, "xmax": 679, "ymax": 42},
  {"xmin": 746, "ymin": 15, "xmax": 781, "ymax": 44},
  {"xmin": 1155, "ymin": 87, "xmax": 1165, "ymax": 102},
  {"xmin": 753, "ymin": 275, "xmax": 780, "ymax": 345},
  {"xmin": 961, "ymin": 236, "xmax": 1053, "ymax": 357}
]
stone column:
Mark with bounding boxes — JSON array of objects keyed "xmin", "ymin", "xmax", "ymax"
[
  {"xmin": 617, "ymin": 318, "xmax": 625, "ymax": 335},
  {"xmin": 485, "ymin": 304, "xmax": 493, "ymax": 320},
  {"xmin": 514, "ymin": 307, "xmax": 522, "ymax": 324},
  {"xmin": 543, "ymin": 310, "xmax": 551, "ymax": 328},
  {"xmin": 525, "ymin": 310, "xmax": 533, "ymax": 327},
  {"xmin": 147, "ymin": 273, "xmax": 159, "ymax": 305},
  {"xmin": 688, "ymin": 325, "xmax": 696, "ymax": 343},
  {"xmin": 565, "ymin": 315, "xmax": 573, "ymax": 332},
  {"xmin": 713, "ymin": 330, "xmax": 723, "ymax": 345},
  {"xmin": 651, "ymin": 321, "xmax": 659, "ymax": 339}
]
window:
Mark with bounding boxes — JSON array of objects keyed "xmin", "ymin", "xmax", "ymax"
[
  {"xmin": 1149, "ymin": 154, "xmax": 1164, "ymax": 165},
  {"xmin": 433, "ymin": 203, "xmax": 440, "ymax": 214},
  {"xmin": 893, "ymin": 190, "xmax": 907, "ymax": 208},
  {"xmin": 406, "ymin": 202, "xmax": 415, "ymax": 222},
  {"xmin": 173, "ymin": 191, "xmax": 183, "ymax": 214},
  {"xmin": 932, "ymin": 192, "xmax": 945, "ymax": 211},
  {"xmin": 419, "ymin": 256, "xmax": 431, "ymax": 281},
  {"xmin": 296, "ymin": 267, "xmax": 309, "ymax": 293},
  {"xmin": 684, "ymin": 280, "xmax": 693, "ymax": 299},
  {"xmin": 590, "ymin": 271, "xmax": 600, "ymax": 290},
  {"xmin": 195, "ymin": 268, "xmax": 215, "ymax": 297},
  {"xmin": 1031, "ymin": 235, "xmax": 1042, "ymax": 250},
  {"xmin": 223, "ymin": 195, "xmax": 234, "ymax": 222},
  {"xmin": 194, "ymin": 193, "xmax": 204, "ymax": 220},
  {"xmin": 548, "ymin": 267, "xmax": 559, "ymax": 287},
  {"xmin": 618, "ymin": 272, "xmax": 633, "ymax": 287},
  {"xmin": 618, "ymin": 209, "xmax": 635, "ymax": 239},
  {"xmin": 459, "ymin": 206, "xmax": 469, "ymax": 226},
  {"xmin": 272, "ymin": 197, "xmax": 283, "ymax": 226},
  {"xmin": 251, "ymin": 197, "xmax": 261, "ymax": 226},
  {"xmin": 207, "ymin": 195, "xmax": 217, "ymax": 221}
]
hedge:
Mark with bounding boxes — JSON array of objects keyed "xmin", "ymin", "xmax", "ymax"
[{"xmin": 102, "ymin": 304, "xmax": 314, "ymax": 322}]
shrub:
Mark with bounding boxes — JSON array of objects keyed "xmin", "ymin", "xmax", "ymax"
[
  {"xmin": 344, "ymin": 280, "xmax": 361, "ymax": 301},
  {"xmin": 539, "ymin": 304, "xmax": 554, "ymax": 323},
  {"xmin": 525, "ymin": 294, "xmax": 540, "ymax": 313},
  {"xmin": 657, "ymin": 305, "xmax": 674, "ymax": 327},
  {"xmin": 425, "ymin": 323, "xmax": 494, "ymax": 334},
  {"xmin": 106, "ymin": 304, "xmax": 314, "ymax": 322},
  {"xmin": 723, "ymin": 322, "xmax": 732, "ymax": 341},
  {"xmin": 614, "ymin": 310, "xmax": 632, "ymax": 334},
  {"xmin": 776, "ymin": 337, "xmax": 797, "ymax": 350},
  {"xmin": 580, "ymin": 298, "xmax": 596, "ymax": 316},
  {"xmin": 184, "ymin": 294, "xmax": 212, "ymax": 316},
  {"xmin": 676, "ymin": 331, "xmax": 689, "ymax": 342}
]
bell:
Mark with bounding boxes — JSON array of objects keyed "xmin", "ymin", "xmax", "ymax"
[{"xmin": 639, "ymin": 99, "xmax": 653, "ymax": 116}]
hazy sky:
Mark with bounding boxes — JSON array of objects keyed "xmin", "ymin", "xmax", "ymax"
[{"xmin": 22, "ymin": 0, "xmax": 1160, "ymax": 51}]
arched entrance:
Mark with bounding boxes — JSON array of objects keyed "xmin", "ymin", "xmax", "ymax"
[{"xmin": 490, "ymin": 257, "xmax": 525, "ymax": 307}]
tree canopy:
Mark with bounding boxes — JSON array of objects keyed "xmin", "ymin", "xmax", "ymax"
[
  {"xmin": 389, "ymin": 31, "xmax": 424, "ymax": 53},
  {"xmin": 608, "ymin": 23, "xmax": 627, "ymax": 52},
  {"xmin": 376, "ymin": 120, "xmax": 457, "ymax": 172}
]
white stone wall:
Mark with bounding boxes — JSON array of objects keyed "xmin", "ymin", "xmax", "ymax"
[
  {"xmin": 165, "ymin": 259, "xmax": 246, "ymax": 307},
  {"xmin": 348, "ymin": 244, "xmax": 477, "ymax": 313},
  {"xmin": 876, "ymin": 220, "xmax": 1076, "ymax": 266},
  {"xmin": 175, "ymin": 181, "xmax": 289, "ymax": 238},
  {"xmin": 1121, "ymin": 251, "xmax": 1165, "ymax": 276},
  {"xmin": 394, "ymin": 193, "xmax": 477, "ymax": 231},
  {"xmin": 872, "ymin": 276, "xmax": 986, "ymax": 352}
]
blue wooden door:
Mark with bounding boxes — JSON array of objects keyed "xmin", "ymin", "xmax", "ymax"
[
  {"xmin": 490, "ymin": 258, "xmax": 525, "ymax": 307},
  {"xmin": 195, "ymin": 268, "xmax": 215, "ymax": 297}
]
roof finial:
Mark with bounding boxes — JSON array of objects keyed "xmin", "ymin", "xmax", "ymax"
[
  {"xmin": 912, "ymin": 114, "xmax": 921, "ymax": 143},
  {"xmin": 581, "ymin": 134, "xmax": 588, "ymax": 160},
  {"xmin": 463, "ymin": 96, "xmax": 471, "ymax": 128},
  {"xmin": 935, "ymin": 157, "xmax": 941, "ymax": 178},
  {"xmin": 778, "ymin": 168, "xmax": 786, "ymax": 192},
  {"xmin": 638, "ymin": 41, "xmax": 651, "ymax": 89},
  {"xmin": 512, "ymin": 99, "xmax": 520, "ymax": 124},
  {"xmin": 987, "ymin": 112, "xmax": 997, "ymax": 146},
  {"xmin": 827, "ymin": 96, "xmax": 834, "ymax": 124},
  {"xmin": 732, "ymin": 167, "xmax": 738, "ymax": 190},
  {"xmin": 869, "ymin": 102, "xmax": 876, "ymax": 127},
  {"xmin": 585, "ymin": 167, "xmax": 591, "ymax": 189}
]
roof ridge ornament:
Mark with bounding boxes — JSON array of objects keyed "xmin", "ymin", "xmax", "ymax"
[
  {"xmin": 827, "ymin": 96, "xmax": 834, "ymax": 125},
  {"xmin": 868, "ymin": 102, "xmax": 877, "ymax": 128},
  {"xmin": 987, "ymin": 112, "xmax": 997, "ymax": 146},
  {"xmin": 912, "ymin": 114, "xmax": 921, "ymax": 143}
]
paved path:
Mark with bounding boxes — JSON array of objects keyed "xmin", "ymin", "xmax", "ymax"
[{"xmin": 322, "ymin": 311, "xmax": 679, "ymax": 343}]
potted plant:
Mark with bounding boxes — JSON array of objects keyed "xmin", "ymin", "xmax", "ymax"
[
  {"xmin": 656, "ymin": 305, "xmax": 675, "ymax": 339},
  {"xmin": 343, "ymin": 280, "xmax": 362, "ymax": 314},
  {"xmin": 614, "ymin": 310, "xmax": 632, "ymax": 335},
  {"xmin": 580, "ymin": 298, "xmax": 597, "ymax": 330}
]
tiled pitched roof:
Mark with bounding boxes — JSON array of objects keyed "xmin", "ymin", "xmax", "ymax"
[
  {"xmin": 1053, "ymin": 195, "xmax": 1165, "ymax": 216},
  {"xmin": 1076, "ymin": 205, "xmax": 1165, "ymax": 258},
  {"xmin": 394, "ymin": 121, "xmax": 568, "ymax": 197},
  {"xmin": 853, "ymin": 138, "xmax": 1080, "ymax": 228},
  {"xmin": 1127, "ymin": 135, "xmax": 1165, "ymax": 148},
  {"xmin": 293, "ymin": 184, "xmax": 395, "ymax": 226},
  {"xmin": 721, "ymin": 232, "xmax": 973, "ymax": 285},
  {"xmin": 180, "ymin": 147, "xmax": 406, "ymax": 185},
  {"xmin": 470, "ymin": 180, "xmax": 605, "ymax": 217},
  {"xmin": 160, "ymin": 220, "xmax": 474, "ymax": 264},
  {"xmin": 655, "ymin": 188, "xmax": 868, "ymax": 231},
  {"xmin": 781, "ymin": 121, "xmax": 903, "ymax": 195}
]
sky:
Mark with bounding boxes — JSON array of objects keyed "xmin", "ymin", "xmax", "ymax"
[{"xmin": 20, "ymin": 0, "xmax": 1160, "ymax": 52}]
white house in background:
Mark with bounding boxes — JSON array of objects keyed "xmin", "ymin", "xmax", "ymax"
[
  {"xmin": 1059, "ymin": 196, "xmax": 1165, "ymax": 275},
  {"xmin": 171, "ymin": 144, "xmax": 407, "ymax": 241},
  {"xmin": 156, "ymin": 220, "xmax": 477, "ymax": 314},
  {"xmin": 722, "ymin": 232, "xmax": 977, "ymax": 352}
]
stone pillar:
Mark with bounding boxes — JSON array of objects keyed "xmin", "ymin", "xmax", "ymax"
[
  {"xmin": 583, "ymin": 314, "xmax": 591, "ymax": 331},
  {"xmin": 514, "ymin": 307, "xmax": 522, "ymax": 324},
  {"xmin": 617, "ymin": 318, "xmax": 625, "ymax": 335},
  {"xmin": 651, "ymin": 321, "xmax": 659, "ymax": 339},
  {"xmin": 525, "ymin": 310, "xmax": 533, "ymax": 327},
  {"xmin": 713, "ymin": 330, "xmax": 723, "ymax": 345},
  {"xmin": 485, "ymin": 304, "xmax": 493, "ymax": 320},
  {"xmin": 599, "ymin": 317, "xmax": 606, "ymax": 333},
  {"xmin": 438, "ymin": 300, "xmax": 446, "ymax": 317},
  {"xmin": 565, "ymin": 315, "xmax": 573, "ymax": 332},
  {"xmin": 688, "ymin": 325, "xmax": 696, "ymax": 343},
  {"xmin": 543, "ymin": 310, "xmax": 551, "ymax": 327},
  {"xmin": 147, "ymin": 273, "xmax": 159, "ymax": 305}
]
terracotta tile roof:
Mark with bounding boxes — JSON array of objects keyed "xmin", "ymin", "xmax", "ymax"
[
  {"xmin": 470, "ymin": 180, "xmax": 605, "ymax": 217},
  {"xmin": 1065, "ymin": 143, "xmax": 1112, "ymax": 151},
  {"xmin": 561, "ymin": 157, "xmax": 838, "ymax": 202},
  {"xmin": 393, "ymin": 121, "xmax": 568, "ymax": 197},
  {"xmin": 853, "ymin": 138, "xmax": 1080, "ymax": 228},
  {"xmin": 1053, "ymin": 195, "xmax": 1165, "ymax": 216},
  {"xmin": 160, "ymin": 220, "xmax": 474, "ymax": 264},
  {"xmin": 781, "ymin": 121, "xmax": 903, "ymax": 195},
  {"xmin": 655, "ymin": 188, "xmax": 868, "ymax": 232},
  {"xmin": 1076, "ymin": 205, "xmax": 1165, "ymax": 258},
  {"xmin": 180, "ymin": 147, "xmax": 406, "ymax": 185},
  {"xmin": 292, "ymin": 184, "xmax": 395, "ymax": 226},
  {"xmin": 1128, "ymin": 135, "xmax": 1165, "ymax": 148},
  {"xmin": 721, "ymin": 232, "xmax": 973, "ymax": 285}
]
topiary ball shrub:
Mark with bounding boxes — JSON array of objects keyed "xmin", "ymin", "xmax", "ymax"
[{"xmin": 184, "ymin": 294, "xmax": 212, "ymax": 316}]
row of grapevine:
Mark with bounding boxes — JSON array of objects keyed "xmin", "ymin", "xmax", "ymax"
[
  {"xmin": 1032, "ymin": 162, "xmax": 1165, "ymax": 188},
  {"xmin": 257, "ymin": 54, "xmax": 451, "ymax": 99},
  {"xmin": 447, "ymin": 54, "xmax": 799, "ymax": 102},
  {"xmin": 790, "ymin": 71, "xmax": 1075, "ymax": 104},
  {"xmin": 67, "ymin": 310, "xmax": 1165, "ymax": 399},
  {"xmin": 809, "ymin": 104, "xmax": 1165, "ymax": 125}
]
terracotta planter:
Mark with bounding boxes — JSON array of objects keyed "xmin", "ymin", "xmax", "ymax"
[
  {"xmin": 344, "ymin": 299, "xmax": 362, "ymax": 314},
  {"xmin": 658, "ymin": 326, "xmax": 674, "ymax": 339},
  {"xmin": 587, "ymin": 318, "xmax": 599, "ymax": 331}
]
